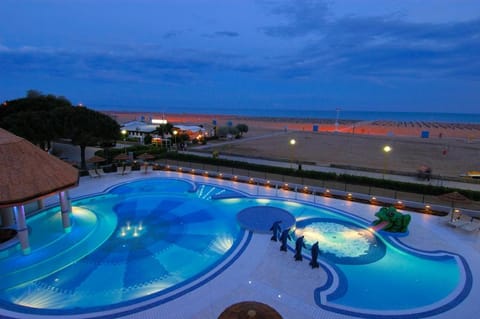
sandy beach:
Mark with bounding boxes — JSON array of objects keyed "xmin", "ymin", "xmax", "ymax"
[{"xmin": 104, "ymin": 111, "xmax": 480, "ymax": 178}]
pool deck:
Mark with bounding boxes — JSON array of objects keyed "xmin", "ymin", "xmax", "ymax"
[{"xmin": 9, "ymin": 170, "xmax": 480, "ymax": 319}]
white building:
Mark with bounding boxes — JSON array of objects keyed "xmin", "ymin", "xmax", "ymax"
[{"xmin": 121, "ymin": 121, "xmax": 158, "ymax": 143}]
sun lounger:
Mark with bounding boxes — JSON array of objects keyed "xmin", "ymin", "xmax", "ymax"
[
  {"xmin": 96, "ymin": 168, "xmax": 108, "ymax": 177},
  {"xmin": 117, "ymin": 166, "xmax": 130, "ymax": 175},
  {"xmin": 142, "ymin": 164, "xmax": 152, "ymax": 174},
  {"xmin": 447, "ymin": 214, "xmax": 471, "ymax": 228},
  {"xmin": 122, "ymin": 166, "xmax": 132, "ymax": 175},
  {"xmin": 460, "ymin": 219, "xmax": 480, "ymax": 232},
  {"xmin": 88, "ymin": 169, "xmax": 100, "ymax": 178}
]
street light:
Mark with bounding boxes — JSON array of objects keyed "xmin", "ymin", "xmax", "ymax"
[
  {"xmin": 383, "ymin": 145, "xmax": 392, "ymax": 178},
  {"xmin": 289, "ymin": 138, "xmax": 296, "ymax": 169},
  {"xmin": 173, "ymin": 130, "xmax": 178, "ymax": 150},
  {"xmin": 121, "ymin": 129, "xmax": 127, "ymax": 141}
]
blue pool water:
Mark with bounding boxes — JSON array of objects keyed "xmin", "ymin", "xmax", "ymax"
[
  {"xmin": 0, "ymin": 179, "xmax": 247, "ymax": 315},
  {"xmin": 0, "ymin": 178, "xmax": 471, "ymax": 318}
]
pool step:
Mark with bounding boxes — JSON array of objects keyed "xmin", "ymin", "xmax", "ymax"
[{"xmin": 196, "ymin": 185, "xmax": 227, "ymax": 200}]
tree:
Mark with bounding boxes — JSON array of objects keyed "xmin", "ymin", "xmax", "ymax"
[
  {"xmin": 236, "ymin": 123, "xmax": 249, "ymax": 136},
  {"xmin": 0, "ymin": 94, "xmax": 72, "ymax": 149},
  {"xmin": 144, "ymin": 134, "xmax": 153, "ymax": 145},
  {"xmin": 1, "ymin": 93, "xmax": 120, "ymax": 169},
  {"xmin": 26, "ymin": 89, "xmax": 43, "ymax": 99},
  {"xmin": 63, "ymin": 106, "xmax": 120, "ymax": 169},
  {"xmin": 157, "ymin": 123, "xmax": 173, "ymax": 137},
  {"xmin": 216, "ymin": 126, "xmax": 240, "ymax": 139}
]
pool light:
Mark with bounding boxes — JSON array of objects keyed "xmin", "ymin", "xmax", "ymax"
[{"xmin": 118, "ymin": 220, "xmax": 145, "ymax": 239}]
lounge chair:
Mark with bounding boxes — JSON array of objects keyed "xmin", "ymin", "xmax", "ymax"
[
  {"xmin": 142, "ymin": 164, "xmax": 152, "ymax": 174},
  {"xmin": 447, "ymin": 213, "xmax": 471, "ymax": 228},
  {"xmin": 96, "ymin": 168, "xmax": 108, "ymax": 177},
  {"xmin": 122, "ymin": 166, "xmax": 132, "ymax": 175},
  {"xmin": 88, "ymin": 169, "xmax": 100, "ymax": 178},
  {"xmin": 460, "ymin": 219, "xmax": 480, "ymax": 232},
  {"xmin": 117, "ymin": 166, "xmax": 128, "ymax": 175}
]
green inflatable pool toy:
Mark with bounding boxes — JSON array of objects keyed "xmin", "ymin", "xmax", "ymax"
[{"xmin": 372, "ymin": 206, "xmax": 411, "ymax": 233}]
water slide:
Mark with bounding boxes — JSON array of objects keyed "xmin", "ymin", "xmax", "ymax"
[{"xmin": 370, "ymin": 221, "xmax": 389, "ymax": 231}]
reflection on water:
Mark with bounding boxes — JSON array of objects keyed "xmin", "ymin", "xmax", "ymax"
[{"xmin": 299, "ymin": 222, "xmax": 372, "ymax": 258}]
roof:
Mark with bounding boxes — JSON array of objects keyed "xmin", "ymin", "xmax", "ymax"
[
  {"xmin": 0, "ymin": 128, "xmax": 79, "ymax": 208},
  {"xmin": 174, "ymin": 125, "xmax": 205, "ymax": 133},
  {"xmin": 122, "ymin": 121, "xmax": 157, "ymax": 133}
]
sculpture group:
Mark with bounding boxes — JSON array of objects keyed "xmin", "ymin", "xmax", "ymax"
[{"xmin": 270, "ymin": 221, "xmax": 320, "ymax": 269}]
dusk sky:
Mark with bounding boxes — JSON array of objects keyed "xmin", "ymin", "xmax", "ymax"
[{"xmin": 1, "ymin": 0, "xmax": 479, "ymax": 114}]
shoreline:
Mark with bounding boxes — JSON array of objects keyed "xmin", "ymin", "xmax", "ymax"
[
  {"xmin": 100, "ymin": 110, "xmax": 480, "ymax": 178},
  {"xmin": 103, "ymin": 110, "xmax": 480, "ymax": 140}
]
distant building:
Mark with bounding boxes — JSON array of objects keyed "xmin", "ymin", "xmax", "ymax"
[
  {"xmin": 173, "ymin": 124, "xmax": 207, "ymax": 141},
  {"xmin": 121, "ymin": 120, "xmax": 158, "ymax": 144},
  {"xmin": 120, "ymin": 118, "xmax": 207, "ymax": 145}
]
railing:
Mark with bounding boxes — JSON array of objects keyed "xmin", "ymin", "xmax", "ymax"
[{"xmin": 150, "ymin": 159, "xmax": 480, "ymax": 217}]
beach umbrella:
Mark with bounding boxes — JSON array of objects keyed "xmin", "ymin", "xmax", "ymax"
[
  {"xmin": 438, "ymin": 191, "xmax": 471, "ymax": 221},
  {"xmin": 137, "ymin": 153, "xmax": 155, "ymax": 160},
  {"xmin": 113, "ymin": 153, "xmax": 130, "ymax": 161},
  {"xmin": 86, "ymin": 155, "xmax": 106, "ymax": 169},
  {"xmin": 86, "ymin": 155, "xmax": 106, "ymax": 163},
  {"xmin": 218, "ymin": 301, "xmax": 282, "ymax": 319}
]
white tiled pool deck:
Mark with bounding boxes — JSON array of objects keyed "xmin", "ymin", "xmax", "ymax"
[{"xmin": 9, "ymin": 170, "xmax": 480, "ymax": 318}]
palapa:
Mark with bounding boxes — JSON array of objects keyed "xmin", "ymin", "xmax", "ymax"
[
  {"xmin": 0, "ymin": 128, "xmax": 79, "ymax": 208},
  {"xmin": 86, "ymin": 155, "xmax": 106, "ymax": 163},
  {"xmin": 113, "ymin": 153, "xmax": 130, "ymax": 161},
  {"xmin": 137, "ymin": 153, "xmax": 155, "ymax": 160},
  {"xmin": 218, "ymin": 301, "xmax": 282, "ymax": 319},
  {"xmin": 438, "ymin": 191, "xmax": 471, "ymax": 221}
]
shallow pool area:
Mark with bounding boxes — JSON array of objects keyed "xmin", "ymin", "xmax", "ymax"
[
  {"xmin": 0, "ymin": 176, "xmax": 474, "ymax": 318},
  {"xmin": 0, "ymin": 179, "xmax": 247, "ymax": 315}
]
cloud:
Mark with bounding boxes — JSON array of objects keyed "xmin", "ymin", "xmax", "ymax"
[
  {"xmin": 0, "ymin": 43, "xmax": 264, "ymax": 86},
  {"xmin": 214, "ymin": 31, "xmax": 240, "ymax": 37},
  {"xmin": 203, "ymin": 31, "xmax": 240, "ymax": 38},
  {"xmin": 261, "ymin": 0, "xmax": 329, "ymax": 37},
  {"xmin": 162, "ymin": 29, "xmax": 192, "ymax": 39},
  {"xmin": 260, "ymin": 1, "xmax": 480, "ymax": 80}
]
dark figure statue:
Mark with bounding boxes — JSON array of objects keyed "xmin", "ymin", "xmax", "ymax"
[
  {"xmin": 270, "ymin": 220, "xmax": 282, "ymax": 241},
  {"xmin": 279, "ymin": 228, "xmax": 292, "ymax": 252},
  {"xmin": 309, "ymin": 241, "xmax": 320, "ymax": 268},
  {"xmin": 294, "ymin": 236, "xmax": 307, "ymax": 261}
]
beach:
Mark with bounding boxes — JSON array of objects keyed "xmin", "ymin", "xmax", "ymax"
[{"xmin": 104, "ymin": 111, "xmax": 480, "ymax": 178}]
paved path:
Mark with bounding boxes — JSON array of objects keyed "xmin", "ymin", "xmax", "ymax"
[{"xmin": 183, "ymin": 150, "xmax": 480, "ymax": 192}]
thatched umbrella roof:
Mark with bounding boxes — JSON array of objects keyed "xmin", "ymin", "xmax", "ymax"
[
  {"xmin": 0, "ymin": 128, "xmax": 79, "ymax": 208},
  {"xmin": 87, "ymin": 155, "xmax": 106, "ymax": 163},
  {"xmin": 218, "ymin": 301, "xmax": 282, "ymax": 319},
  {"xmin": 114, "ymin": 153, "xmax": 130, "ymax": 161},
  {"xmin": 137, "ymin": 152, "xmax": 155, "ymax": 160},
  {"xmin": 438, "ymin": 191, "xmax": 471, "ymax": 207}
]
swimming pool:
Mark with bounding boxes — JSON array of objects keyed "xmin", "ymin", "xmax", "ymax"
[{"xmin": 0, "ymin": 177, "xmax": 471, "ymax": 318}]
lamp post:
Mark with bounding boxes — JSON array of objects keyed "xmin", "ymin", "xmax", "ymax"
[
  {"xmin": 173, "ymin": 130, "xmax": 178, "ymax": 151},
  {"xmin": 289, "ymin": 138, "xmax": 296, "ymax": 169},
  {"xmin": 382, "ymin": 145, "xmax": 392, "ymax": 179},
  {"xmin": 121, "ymin": 129, "xmax": 128, "ymax": 154}
]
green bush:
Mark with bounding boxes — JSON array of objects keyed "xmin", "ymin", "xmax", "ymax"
[{"xmin": 162, "ymin": 153, "xmax": 480, "ymax": 201}]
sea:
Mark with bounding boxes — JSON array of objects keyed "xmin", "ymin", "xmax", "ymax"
[{"xmin": 98, "ymin": 105, "xmax": 480, "ymax": 124}]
